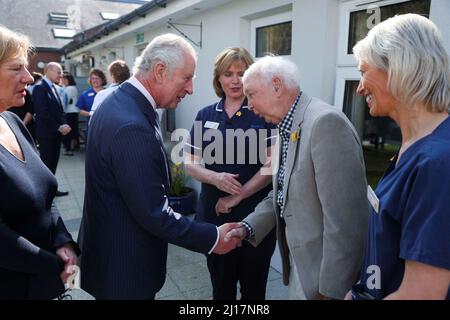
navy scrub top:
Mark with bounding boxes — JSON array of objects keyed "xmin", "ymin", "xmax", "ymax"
[
  {"xmin": 76, "ymin": 88, "xmax": 97, "ymax": 113},
  {"xmin": 353, "ymin": 116, "xmax": 450, "ymax": 300},
  {"xmin": 186, "ymin": 99, "xmax": 276, "ymax": 225}
]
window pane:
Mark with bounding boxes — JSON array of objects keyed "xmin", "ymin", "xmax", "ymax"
[
  {"xmin": 256, "ymin": 21, "xmax": 292, "ymax": 57},
  {"xmin": 343, "ymin": 81, "xmax": 366, "ymax": 141},
  {"xmin": 343, "ymin": 80, "xmax": 401, "ymax": 145},
  {"xmin": 49, "ymin": 12, "xmax": 69, "ymax": 26},
  {"xmin": 347, "ymin": 0, "xmax": 430, "ymax": 54},
  {"xmin": 53, "ymin": 28, "xmax": 76, "ymax": 38},
  {"xmin": 100, "ymin": 12, "xmax": 120, "ymax": 20}
]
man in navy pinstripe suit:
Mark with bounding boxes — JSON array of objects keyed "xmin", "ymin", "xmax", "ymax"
[{"xmin": 78, "ymin": 34, "xmax": 241, "ymax": 300}]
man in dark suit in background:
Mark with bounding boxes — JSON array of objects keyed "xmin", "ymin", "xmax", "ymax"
[
  {"xmin": 78, "ymin": 34, "xmax": 241, "ymax": 300},
  {"xmin": 9, "ymin": 87, "xmax": 35, "ymax": 142},
  {"xmin": 32, "ymin": 62, "xmax": 71, "ymax": 196}
]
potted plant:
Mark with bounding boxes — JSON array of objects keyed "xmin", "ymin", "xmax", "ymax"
[{"xmin": 167, "ymin": 162, "xmax": 196, "ymax": 215}]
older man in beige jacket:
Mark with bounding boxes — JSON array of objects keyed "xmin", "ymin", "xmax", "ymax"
[{"xmin": 226, "ymin": 56, "xmax": 369, "ymax": 300}]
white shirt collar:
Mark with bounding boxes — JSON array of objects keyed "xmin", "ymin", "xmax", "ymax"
[
  {"xmin": 43, "ymin": 76, "xmax": 54, "ymax": 88},
  {"xmin": 126, "ymin": 76, "xmax": 157, "ymax": 111}
]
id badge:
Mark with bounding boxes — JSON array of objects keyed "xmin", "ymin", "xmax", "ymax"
[
  {"xmin": 204, "ymin": 121, "xmax": 219, "ymax": 129},
  {"xmin": 367, "ymin": 185, "xmax": 380, "ymax": 214}
]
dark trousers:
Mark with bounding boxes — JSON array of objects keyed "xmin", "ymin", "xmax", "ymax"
[
  {"xmin": 38, "ymin": 136, "xmax": 62, "ymax": 174},
  {"xmin": 207, "ymin": 228, "xmax": 276, "ymax": 300},
  {"xmin": 63, "ymin": 113, "xmax": 79, "ymax": 151}
]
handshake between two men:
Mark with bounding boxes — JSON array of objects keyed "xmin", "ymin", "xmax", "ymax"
[{"xmin": 212, "ymin": 223, "xmax": 247, "ymax": 254}]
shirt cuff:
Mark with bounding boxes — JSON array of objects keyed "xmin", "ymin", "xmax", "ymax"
[{"xmin": 208, "ymin": 226, "xmax": 220, "ymax": 254}]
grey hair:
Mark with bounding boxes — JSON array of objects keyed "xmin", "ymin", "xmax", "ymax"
[
  {"xmin": 353, "ymin": 14, "xmax": 450, "ymax": 112},
  {"xmin": 133, "ymin": 33, "xmax": 197, "ymax": 76},
  {"xmin": 242, "ymin": 55, "xmax": 300, "ymax": 90}
]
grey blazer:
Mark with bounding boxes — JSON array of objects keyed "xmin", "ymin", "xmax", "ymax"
[{"xmin": 245, "ymin": 92, "xmax": 369, "ymax": 299}]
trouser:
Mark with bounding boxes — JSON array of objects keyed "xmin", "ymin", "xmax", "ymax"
[
  {"xmin": 206, "ymin": 228, "xmax": 276, "ymax": 300},
  {"xmin": 38, "ymin": 136, "xmax": 62, "ymax": 174},
  {"xmin": 63, "ymin": 113, "xmax": 79, "ymax": 151}
]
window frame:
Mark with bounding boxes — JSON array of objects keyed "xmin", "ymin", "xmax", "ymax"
[
  {"xmin": 250, "ymin": 11, "xmax": 293, "ymax": 58},
  {"xmin": 337, "ymin": 0, "xmax": 418, "ymax": 67},
  {"xmin": 52, "ymin": 28, "xmax": 76, "ymax": 39},
  {"xmin": 334, "ymin": 67, "xmax": 362, "ymax": 111},
  {"xmin": 49, "ymin": 12, "xmax": 69, "ymax": 25}
]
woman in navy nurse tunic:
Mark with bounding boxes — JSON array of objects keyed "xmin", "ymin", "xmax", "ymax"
[
  {"xmin": 349, "ymin": 14, "xmax": 450, "ymax": 299},
  {"xmin": 185, "ymin": 47, "xmax": 276, "ymax": 300}
]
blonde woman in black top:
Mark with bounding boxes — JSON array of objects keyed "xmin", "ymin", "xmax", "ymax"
[{"xmin": 0, "ymin": 24, "xmax": 79, "ymax": 299}]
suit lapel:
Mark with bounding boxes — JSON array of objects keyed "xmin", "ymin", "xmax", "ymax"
[
  {"xmin": 282, "ymin": 93, "xmax": 312, "ymax": 208},
  {"xmin": 42, "ymin": 81, "xmax": 62, "ymax": 110},
  {"xmin": 120, "ymin": 83, "xmax": 159, "ymax": 126},
  {"xmin": 120, "ymin": 82, "xmax": 171, "ymax": 186}
]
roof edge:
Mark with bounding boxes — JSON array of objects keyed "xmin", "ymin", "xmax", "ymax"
[
  {"xmin": 34, "ymin": 47, "xmax": 64, "ymax": 53},
  {"xmin": 62, "ymin": 0, "xmax": 168, "ymax": 54}
]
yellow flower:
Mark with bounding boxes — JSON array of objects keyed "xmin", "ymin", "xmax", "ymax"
[
  {"xmin": 170, "ymin": 162, "xmax": 186, "ymax": 196},
  {"xmin": 291, "ymin": 131, "xmax": 298, "ymax": 142},
  {"xmin": 236, "ymin": 111, "xmax": 242, "ymax": 117}
]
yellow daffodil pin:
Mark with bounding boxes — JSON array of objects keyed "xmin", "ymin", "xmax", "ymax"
[
  {"xmin": 291, "ymin": 131, "xmax": 298, "ymax": 142},
  {"xmin": 236, "ymin": 111, "xmax": 242, "ymax": 117}
]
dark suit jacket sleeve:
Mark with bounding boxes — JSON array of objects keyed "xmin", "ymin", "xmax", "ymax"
[
  {"xmin": 32, "ymin": 85, "xmax": 65, "ymax": 132},
  {"xmin": 50, "ymin": 203, "xmax": 81, "ymax": 255},
  {"xmin": 310, "ymin": 112, "xmax": 369, "ymax": 299},
  {"xmin": 110, "ymin": 124, "xmax": 217, "ymax": 254},
  {"xmin": 0, "ymin": 223, "xmax": 64, "ymax": 275}
]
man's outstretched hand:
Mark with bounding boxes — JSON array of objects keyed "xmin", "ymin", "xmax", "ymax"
[
  {"xmin": 213, "ymin": 222, "xmax": 244, "ymax": 254},
  {"xmin": 224, "ymin": 223, "xmax": 247, "ymax": 243}
]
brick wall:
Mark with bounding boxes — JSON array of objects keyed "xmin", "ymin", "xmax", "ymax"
[{"xmin": 29, "ymin": 51, "xmax": 62, "ymax": 73}]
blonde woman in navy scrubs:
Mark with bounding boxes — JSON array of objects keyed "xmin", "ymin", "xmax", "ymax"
[
  {"xmin": 349, "ymin": 14, "xmax": 450, "ymax": 300},
  {"xmin": 185, "ymin": 47, "xmax": 276, "ymax": 300}
]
